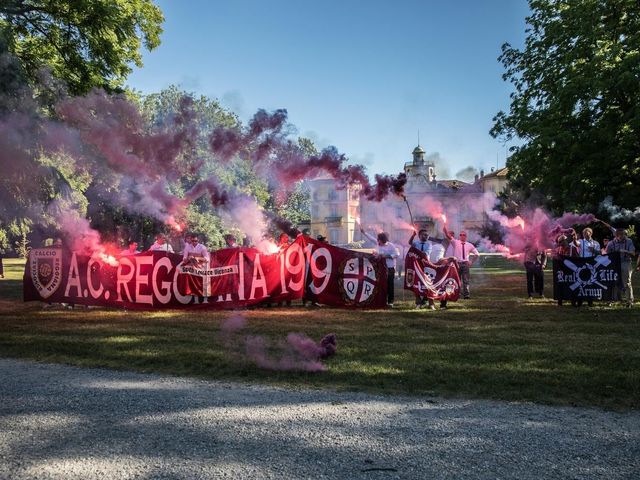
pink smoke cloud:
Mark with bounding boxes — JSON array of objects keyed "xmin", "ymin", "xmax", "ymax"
[
  {"xmin": 245, "ymin": 333, "xmax": 336, "ymax": 372},
  {"xmin": 220, "ymin": 313, "xmax": 336, "ymax": 372}
]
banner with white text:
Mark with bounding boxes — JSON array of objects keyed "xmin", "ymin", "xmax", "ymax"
[
  {"xmin": 24, "ymin": 237, "xmax": 388, "ymax": 309},
  {"xmin": 552, "ymin": 253, "xmax": 620, "ymax": 302}
]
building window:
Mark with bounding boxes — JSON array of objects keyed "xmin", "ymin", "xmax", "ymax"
[
  {"xmin": 330, "ymin": 229, "xmax": 339, "ymax": 244},
  {"xmin": 330, "ymin": 204, "xmax": 338, "ymax": 216},
  {"xmin": 312, "ymin": 205, "xmax": 319, "ymax": 217},
  {"xmin": 328, "ymin": 190, "xmax": 338, "ymax": 201},
  {"xmin": 396, "ymin": 206, "xmax": 403, "ymax": 218}
]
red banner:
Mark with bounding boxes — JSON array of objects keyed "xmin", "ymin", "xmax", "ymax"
[
  {"xmin": 23, "ymin": 237, "xmax": 388, "ymax": 309},
  {"xmin": 403, "ymin": 247, "xmax": 461, "ymax": 301}
]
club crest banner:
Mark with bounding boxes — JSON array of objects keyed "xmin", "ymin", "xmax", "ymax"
[
  {"xmin": 552, "ymin": 252, "xmax": 621, "ymax": 301},
  {"xmin": 24, "ymin": 237, "xmax": 388, "ymax": 309},
  {"xmin": 403, "ymin": 247, "xmax": 461, "ymax": 301},
  {"xmin": 29, "ymin": 248, "xmax": 63, "ymax": 299}
]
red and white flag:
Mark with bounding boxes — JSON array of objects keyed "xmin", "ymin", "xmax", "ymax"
[{"xmin": 404, "ymin": 247, "xmax": 461, "ymax": 301}]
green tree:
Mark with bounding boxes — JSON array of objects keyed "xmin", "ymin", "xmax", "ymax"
[
  {"xmin": 275, "ymin": 181, "xmax": 311, "ymax": 227},
  {"xmin": 269, "ymin": 136, "xmax": 314, "ymax": 225},
  {"xmin": 0, "ymin": 0, "xmax": 163, "ymax": 94},
  {"xmin": 136, "ymin": 86, "xmax": 247, "ymax": 242},
  {"xmin": 491, "ymin": 0, "xmax": 640, "ymax": 214},
  {"xmin": 9, "ymin": 218, "xmax": 32, "ymax": 258},
  {"xmin": 297, "ymin": 136, "xmax": 319, "ymax": 157}
]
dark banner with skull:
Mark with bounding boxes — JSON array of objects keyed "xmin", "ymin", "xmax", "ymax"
[
  {"xmin": 24, "ymin": 237, "xmax": 389, "ymax": 309},
  {"xmin": 403, "ymin": 247, "xmax": 461, "ymax": 301},
  {"xmin": 552, "ymin": 253, "xmax": 621, "ymax": 301}
]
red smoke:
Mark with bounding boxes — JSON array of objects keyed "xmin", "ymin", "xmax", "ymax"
[
  {"xmin": 56, "ymin": 90, "xmax": 198, "ymax": 179},
  {"xmin": 263, "ymin": 211, "xmax": 301, "ymax": 237},
  {"xmin": 209, "ymin": 109, "xmax": 407, "ymax": 202}
]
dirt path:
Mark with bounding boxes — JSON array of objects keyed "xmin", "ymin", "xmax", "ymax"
[{"xmin": 1, "ymin": 359, "xmax": 638, "ymax": 479}]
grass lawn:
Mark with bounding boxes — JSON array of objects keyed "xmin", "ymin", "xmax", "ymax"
[{"xmin": 1, "ymin": 257, "xmax": 639, "ymax": 410}]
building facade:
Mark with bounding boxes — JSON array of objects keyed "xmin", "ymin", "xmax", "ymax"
[
  {"xmin": 476, "ymin": 166, "xmax": 509, "ymax": 194},
  {"xmin": 306, "ymin": 177, "xmax": 361, "ymax": 245},
  {"xmin": 307, "ymin": 146, "xmax": 507, "ymax": 247}
]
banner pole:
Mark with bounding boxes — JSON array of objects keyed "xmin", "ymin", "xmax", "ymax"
[{"xmin": 401, "ymin": 194, "xmax": 415, "ymax": 227}]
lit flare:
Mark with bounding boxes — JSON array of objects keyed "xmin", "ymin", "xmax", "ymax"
[
  {"xmin": 96, "ymin": 252, "xmax": 119, "ymax": 267},
  {"xmin": 165, "ymin": 216, "xmax": 183, "ymax": 232},
  {"xmin": 256, "ymin": 239, "xmax": 279, "ymax": 254}
]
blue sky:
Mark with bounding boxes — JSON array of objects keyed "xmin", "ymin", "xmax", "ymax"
[{"xmin": 127, "ymin": 0, "xmax": 530, "ymax": 180}]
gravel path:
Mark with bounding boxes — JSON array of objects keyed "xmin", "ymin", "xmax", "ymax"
[{"xmin": 0, "ymin": 359, "xmax": 638, "ymax": 479}]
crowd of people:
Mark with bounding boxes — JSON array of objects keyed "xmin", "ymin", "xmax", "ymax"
[
  {"xmin": 357, "ymin": 219, "xmax": 638, "ymax": 310},
  {"xmin": 114, "ymin": 230, "xmax": 326, "ymax": 265},
  {"xmin": 551, "ymin": 225, "xmax": 636, "ymax": 307},
  {"xmin": 15, "ymin": 220, "xmax": 640, "ymax": 310},
  {"xmin": 359, "ymin": 223, "xmax": 480, "ymax": 309}
]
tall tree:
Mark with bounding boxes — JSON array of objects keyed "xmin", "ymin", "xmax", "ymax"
[
  {"xmin": 491, "ymin": 0, "xmax": 640, "ymax": 214},
  {"xmin": 0, "ymin": 0, "xmax": 163, "ymax": 94}
]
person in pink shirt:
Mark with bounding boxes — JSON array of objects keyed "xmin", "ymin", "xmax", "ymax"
[{"xmin": 443, "ymin": 227, "xmax": 479, "ymax": 299}]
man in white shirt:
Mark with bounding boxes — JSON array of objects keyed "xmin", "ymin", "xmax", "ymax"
[
  {"xmin": 443, "ymin": 227, "xmax": 479, "ymax": 299},
  {"xmin": 361, "ymin": 227, "xmax": 400, "ymax": 307},
  {"xmin": 575, "ymin": 227, "xmax": 600, "ymax": 307},
  {"xmin": 182, "ymin": 234, "xmax": 210, "ymax": 267},
  {"xmin": 578, "ymin": 228, "xmax": 600, "ymax": 258},
  {"xmin": 430, "ymin": 242, "xmax": 446, "ymax": 263},
  {"xmin": 148, "ymin": 233, "xmax": 174, "ymax": 253},
  {"xmin": 409, "ymin": 228, "xmax": 432, "ymax": 257}
]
